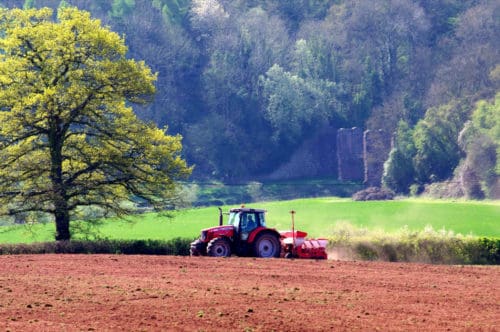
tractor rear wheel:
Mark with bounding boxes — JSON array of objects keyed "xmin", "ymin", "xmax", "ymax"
[
  {"xmin": 253, "ymin": 233, "xmax": 281, "ymax": 258},
  {"xmin": 207, "ymin": 238, "xmax": 232, "ymax": 257},
  {"xmin": 190, "ymin": 239, "xmax": 207, "ymax": 256}
]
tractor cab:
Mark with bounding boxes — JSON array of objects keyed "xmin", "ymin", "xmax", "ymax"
[
  {"xmin": 227, "ymin": 208, "xmax": 267, "ymax": 241},
  {"xmin": 190, "ymin": 206, "xmax": 282, "ymax": 258}
]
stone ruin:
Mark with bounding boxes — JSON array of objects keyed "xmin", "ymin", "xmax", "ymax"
[
  {"xmin": 266, "ymin": 126, "xmax": 392, "ymax": 187},
  {"xmin": 336, "ymin": 127, "xmax": 364, "ymax": 182},
  {"xmin": 337, "ymin": 127, "xmax": 392, "ymax": 186},
  {"xmin": 363, "ymin": 129, "xmax": 392, "ymax": 186}
]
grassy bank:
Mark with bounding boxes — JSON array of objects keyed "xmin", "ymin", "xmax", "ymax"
[{"xmin": 0, "ymin": 198, "xmax": 498, "ymax": 244}]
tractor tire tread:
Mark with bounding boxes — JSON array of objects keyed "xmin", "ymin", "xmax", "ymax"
[
  {"xmin": 207, "ymin": 237, "xmax": 232, "ymax": 257},
  {"xmin": 253, "ymin": 232, "xmax": 281, "ymax": 258},
  {"xmin": 190, "ymin": 239, "xmax": 207, "ymax": 256}
]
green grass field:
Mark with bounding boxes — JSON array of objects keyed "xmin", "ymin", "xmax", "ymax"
[{"xmin": 0, "ymin": 198, "xmax": 499, "ymax": 244}]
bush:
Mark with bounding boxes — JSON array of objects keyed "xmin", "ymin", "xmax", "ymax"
[
  {"xmin": 354, "ymin": 242, "xmax": 379, "ymax": 260},
  {"xmin": 466, "ymin": 238, "xmax": 500, "ymax": 264},
  {"xmin": 352, "ymin": 187, "xmax": 395, "ymax": 201},
  {"xmin": 0, "ymin": 238, "xmax": 194, "ymax": 256},
  {"xmin": 328, "ymin": 223, "xmax": 499, "ymax": 264}
]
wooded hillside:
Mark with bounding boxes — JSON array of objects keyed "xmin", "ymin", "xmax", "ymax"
[{"xmin": 3, "ymin": 0, "xmax": 499, "ymax": 198}]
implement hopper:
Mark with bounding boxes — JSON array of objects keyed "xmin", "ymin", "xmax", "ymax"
[{"xmin": 279, "ymin": 211, "xmax": 328, "ymax": 259}]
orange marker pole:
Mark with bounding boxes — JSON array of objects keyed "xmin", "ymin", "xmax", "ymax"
[{"xmin": 290, "ymin": 210, "xmax": 296, "ymax": 250}]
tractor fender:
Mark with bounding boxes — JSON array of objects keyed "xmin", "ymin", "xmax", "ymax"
[{"xmin": 247, "ymin": 227, "xmax": 281, "ymax": 244}]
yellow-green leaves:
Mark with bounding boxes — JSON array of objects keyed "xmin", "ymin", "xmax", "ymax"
[{"xmin": 0, "ymin": 7, "xmax": 191, "ymax": 240}]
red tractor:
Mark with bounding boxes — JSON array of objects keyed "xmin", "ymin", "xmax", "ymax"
[{"xmin": 190, "ymin": 207, "xmax": 328, "ymax": 259}]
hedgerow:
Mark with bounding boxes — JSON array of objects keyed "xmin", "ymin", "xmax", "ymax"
[
  {"xmin": 0, "ymin": 238, "xmax": 193, "ymax": 256},
  {"xmin": 328, "ymin": 223, "xmax": 499, "ymax": 264},
  {"xmin": 0, "ymin": 228, "xmax": 498, "ymax": 265}
]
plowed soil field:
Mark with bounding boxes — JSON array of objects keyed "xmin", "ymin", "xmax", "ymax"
[{"xmin": 0, "ymin": 255, "xmax": 498, "ymax": 331}]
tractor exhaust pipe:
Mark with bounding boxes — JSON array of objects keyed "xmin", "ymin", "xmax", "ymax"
[{"xmin": 218, "ymin": 207, "xmax": 223, "ymax": 226}]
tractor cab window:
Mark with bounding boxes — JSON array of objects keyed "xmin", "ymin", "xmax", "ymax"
[
  {"xmin": 228, "ymin": 210, "xmax": 267, "ymax": 241},
  {"xmin": 241, "ymin": 213, "xmax": 257, "ymax": 232},
  {"xmin": 256, "ymin": 212, "xmax": 266, "ymax": 227},
  {"xmin": 238, "ymin": 212, "xmax": 258, "ymax": 240},
  {"xmin": 228, "ymin": 212, "xmax": 239, "ymax": 227}
]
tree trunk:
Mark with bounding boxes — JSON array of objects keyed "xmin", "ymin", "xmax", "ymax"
[
  {"xmin": 49, "ymin": 121, "xmax": 71, "ymax": 241},
  {"xmin": 53, "ymin": 177, "xmax": 70, "ymax": 240},
  {"xmin": 55, "ymin": 207, "xmax": 71, "ymax": 241}
]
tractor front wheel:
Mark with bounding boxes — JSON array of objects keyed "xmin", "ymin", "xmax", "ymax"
[
  {"xmin": 253, "ymin": 233, "xmax": 281, "ymax": 258},
  {"xmin": 207, "ymin": 238, "xmax": 232, "ymax": 257},
  {"xmin": 190, "ymin": 239, "xmax": 207, "ymax": 256}
]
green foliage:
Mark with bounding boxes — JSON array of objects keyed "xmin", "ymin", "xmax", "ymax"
[
  {"xmin": 329, "ymin": 223, "xmax": 500, "ymax": 264},
  {"xmin": 383, "ymin": 121, "xmax": 416, "ymax": 194},
  {"xmin": 272, "ymin": 0, "xmax": 334, "ymax": 31},
  {"xmin": 58, "ymin": 1, "xmax": 69, "ymax": 10},
  {"xmin": 23, "ymin": 0, "xmax": 35, "ymax": 9},
  {"xmin": 457, "ymin": 94, "xmax": 499, "ymax": 198},
  {"xmin": 0, "ymin": 7, "xmax": 191, "ymax": 240},
  {"xmin": 470, "ymin": 94, "xmax": 500, "ymax": 176},
  {"xmin": 468, "ymin": 237, "xmax": 500, "ymax": 264},
  {"xmin": 260, "ymin": 64, "xmax": 337, "ymax": 144},
  {"xmin": 111, "ymin": 0, "xmax": 499, "ymax": 185},
  {"xmin": 385, "ymin": 94, "xmax": 498, "ymax": 198},
  {"xmin": 0, "ymin": 1, "xmax": 497, "ymax": 195},
  {"xmin": 110, "ymin": 0, "xmax": 135, "ymax": 19},
  {"xmin": 152, "ymin": 0, "xmax": 190, "ymax": 24},
  {"xmin": 185, "ymin": 5, "xmax": 292, "ymax": 179},
  {"xmin": 383, "ymin": 149, "xmax": 413, "ymax": 193},
  {"xmin": 413, "ymin": 102, "xmax": 469, "ymax": 183},
  {"xmin": 192, "ymin": 179, "xmax": 360, "ymax": 206},
  {"xmin": 0, "ymin": 238, "xmax": 192, "ymax": 255}
]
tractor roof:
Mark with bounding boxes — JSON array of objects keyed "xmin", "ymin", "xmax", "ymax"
[{"xmin": 229, "ymin": 207, "xmax": 266, "ymax": 213}]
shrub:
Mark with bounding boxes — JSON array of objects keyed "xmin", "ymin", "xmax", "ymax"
[
  {"xmin": 466, "ymin": 238, "xmax": 500, "ymax": 264},
  {"xmin": 0, "ymin": 238, "xmax": 194, "ymax": 256},
  {"xmin": 354, "ymin": 242, "xmax": 379, "ymax": 260},
  {"xmin": 352, "ymin": 187, "xmax": 395, "ymax": 201},
  {"xmin": 328, "ymin": 223, "xmax": 499, "ymax": 264}
]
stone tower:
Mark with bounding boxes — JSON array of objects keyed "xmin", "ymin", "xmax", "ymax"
[{"xmin": 336, "ymin": 127, "xmax": 364, "ymax": 182}]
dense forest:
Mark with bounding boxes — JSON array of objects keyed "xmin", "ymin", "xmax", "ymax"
[{"xmin": 3, "ymin": 0, "xmax": 499, "ymax": 198}]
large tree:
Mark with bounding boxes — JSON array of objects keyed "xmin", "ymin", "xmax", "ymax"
[{"xmin": 0, "ymin": 7, "xmax": 191, "ymax": 240}]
